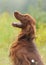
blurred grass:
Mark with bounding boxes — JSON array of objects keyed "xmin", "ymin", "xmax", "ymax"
[
  {"xmin": 0, "ymin": 12, "xmax": 46, "ymax": 65},
  {"xmin": 0, "ymin": 12, "xmax": 21, "ymax": 65}
]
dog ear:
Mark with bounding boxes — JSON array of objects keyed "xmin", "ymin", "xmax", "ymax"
[{"xmin": 26, "ymin": 25, "xmax": 31, "ymax": 35}]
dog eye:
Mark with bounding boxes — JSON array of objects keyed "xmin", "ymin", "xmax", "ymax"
[{"xmin": 28, "ymin": 20, "xmax": 30, "ymax": 22}]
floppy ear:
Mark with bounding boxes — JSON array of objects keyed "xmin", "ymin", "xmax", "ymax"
[
  {"xmin": 26, "ymin": 24, "xmax": 35, "ymax": 36},
  {"xmin": 25, "ymin": 25, "xmax": 31, "ymax": 35}
]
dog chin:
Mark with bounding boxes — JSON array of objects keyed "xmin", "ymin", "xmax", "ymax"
[{"xmin": 12, "ymin": 22, "xmax": 23, "ymax": 28}]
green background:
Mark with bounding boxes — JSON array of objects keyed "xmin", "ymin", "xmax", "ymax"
[{"xmin": 0, "ymin": 0, "xmax": 46, "ymax": 65}]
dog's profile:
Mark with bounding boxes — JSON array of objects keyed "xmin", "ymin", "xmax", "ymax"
[{"xmin": 9, "ymin": 12, "xmax": 44, "ymax": 65}]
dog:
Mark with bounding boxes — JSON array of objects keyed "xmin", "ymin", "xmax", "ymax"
[{"xmin": 9, "ymin": 12, "xmax": 44, "ymax": 65}]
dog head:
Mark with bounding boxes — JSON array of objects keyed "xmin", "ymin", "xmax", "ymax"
[{"xmin": 12, "ymin": 12, "xmax": 36, "ymax": 39}]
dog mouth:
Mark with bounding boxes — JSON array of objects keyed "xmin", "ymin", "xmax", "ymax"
[{"xmin": 12, "ymin": 22, "xmax": 23, "ymax": 28}]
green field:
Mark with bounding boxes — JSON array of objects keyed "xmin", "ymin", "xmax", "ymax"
[{"xmin": 0, "ymin": 12, "xmax": 46, "ymax": 65}]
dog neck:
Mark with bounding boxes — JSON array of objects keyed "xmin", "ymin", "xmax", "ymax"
[{"xmin": 18, "ymin": 32, "xmax": 35, "ymax": 42}]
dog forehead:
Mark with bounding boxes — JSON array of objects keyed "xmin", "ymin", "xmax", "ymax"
[
  {"xmin": 24, "ymin": 14, "xmax": 35, "ymax": 20},
  {"xmin": 24, "ymin": 14, "xmax": 31, "ymax": 18}
]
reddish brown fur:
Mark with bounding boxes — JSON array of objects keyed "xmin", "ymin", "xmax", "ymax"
[{"xmin": 9, "ymin": 12, "xmax": 44, "ymax": 65}]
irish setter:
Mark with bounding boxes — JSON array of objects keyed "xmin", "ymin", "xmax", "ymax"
[{"xmin": 9, "ymin": 12, "xmax": 44, "ymax": 65}]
